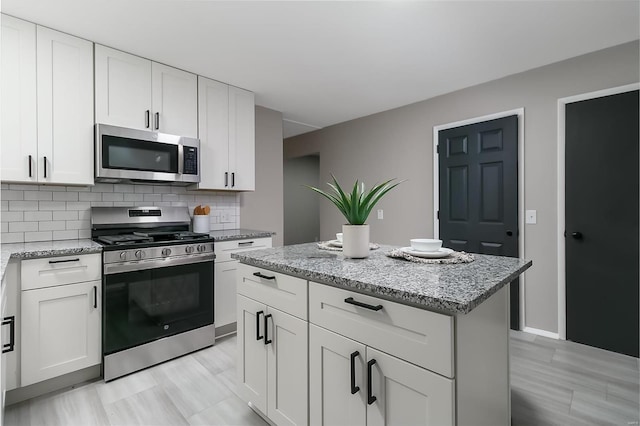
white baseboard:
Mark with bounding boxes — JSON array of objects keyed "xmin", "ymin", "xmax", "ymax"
[{"xmin": 523, "ymin": 326, "xmax": 560, "ymax": 340}]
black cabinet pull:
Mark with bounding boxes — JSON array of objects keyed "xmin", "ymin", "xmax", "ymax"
[
  {"xmin": 238, "ymin": 241, "xmax": 254, "ymax": 246},
  {"xmin": 28, "ymin": 155, "xmax": 32, "ymax": 177},
  {"xmin": 350, "ymin": 351, "xmax": 360, "ymax": 394},
  {"xmin": 264, "ymin": 314, "xmax": 272, "ymax": 345},
  {"xmin": 2, "ymin": 316, "xmax": 15, "ymax": 353},
  {"xmin": 506, "ymin": 230, "xmax": 513, "ymax": 236},
  {"xmin": 145, "ymin": 110, "xmax": 150, "ymax": 128},
  {"xmin": 48, "ymin": 258, "xmax": 80, "ymax": 264},
  {"xmin": 224, "ymin": 172, "xmax": 228, "ymax": 187},
  {"xmin": 253, "ymin": 272, "xmax": 276, "ymax": 280},
  {"xmin": 43, "ymin": 156, "xmax": 47, "ymax": 178},
  {"xmin": 231, "ymin": 172, "xmax": 235, "ymax": 187},
  {"xmin": 344, "ymin": 297, "xmax": 383, "ymax": 311},
  {"xmin": 93, "ymin": 286, "xmax": 98, "ymax": 309},
  {"xmin": 571, "ymin": 232, "xmax": 583, "ymax": 240},
  {"xmin": 367, "ymin": 359, "xmax": 377, "ymax": 405},
  {"xmin": 155, "ymin": 112, "xmax": 160, "ymax": 130},
  {"xmin": 256, "ymin": 310, "xmax": 264, "ymax": 341}
]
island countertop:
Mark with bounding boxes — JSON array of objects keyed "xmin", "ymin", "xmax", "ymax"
[{"xmin": 232, "ymin": 242, "xmax": 532, "ymax": 314}]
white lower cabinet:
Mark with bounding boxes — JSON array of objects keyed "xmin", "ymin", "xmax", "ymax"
[
  {"xmin": 21, "ymin": 280, "xmax": 101, "ymax": 386},
  {"xmin": 310, "ymin": 325, "xmax": 454, "ymax": 426},
  {"xmin": 237, "ymin": 293, "xmax": 308, "ymax": 426}
]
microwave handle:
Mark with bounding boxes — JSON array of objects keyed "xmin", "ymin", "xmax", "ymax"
[{"xmin": 178, "ymin": 144, "xmax": 184, "ymax": 175}]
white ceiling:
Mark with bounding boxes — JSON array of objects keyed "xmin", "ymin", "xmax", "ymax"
[{"xmin": 3, "ymin": 1, "xmax": 639, "ymax": 138}]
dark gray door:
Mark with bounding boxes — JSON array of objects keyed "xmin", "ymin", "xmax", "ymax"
[
  {"xmin": 438, "ymin": 115, "xmax": 519, "ymax": 328},
  {"xmin": 565, "ymin": 90, "xmax": 639, "ymax": 357}
]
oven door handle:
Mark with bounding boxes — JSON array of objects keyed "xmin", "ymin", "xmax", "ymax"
[{"xmin": 104, "ymin": 253, "xmax": 214, "ymax": 275}]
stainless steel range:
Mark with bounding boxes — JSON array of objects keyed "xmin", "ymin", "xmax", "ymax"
[{"xmin": 91, "ymin": 206, "xmax": 215, "ymax": 381}]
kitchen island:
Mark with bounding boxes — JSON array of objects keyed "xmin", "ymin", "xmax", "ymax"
[{"xmin": 232, "ymin": 242, "xmax": 531, "ymax": 426}]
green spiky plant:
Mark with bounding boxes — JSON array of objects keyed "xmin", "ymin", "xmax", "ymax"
[{"xmin": 307, "ymin": 175, "xmax": 404, "ymax": 225}]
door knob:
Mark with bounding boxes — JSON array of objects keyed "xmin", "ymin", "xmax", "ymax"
[
  {"xmin": 571, "ymin": 232, "xmax": 583, "ymax": 240},
  {"xmin": 506, "ymin": 230, "xmax": 513, "ymax": 236}
]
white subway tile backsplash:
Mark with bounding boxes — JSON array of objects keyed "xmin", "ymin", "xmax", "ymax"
[
  {"xmin": 53, "ymin": 211, "xmax": 78, "ymax": 221},
  {"xmin": 24, "ymin": 211, "xmax": 52, "ymax": 221},
  {"xmin": 9, "ymin": 201, "xmax": 39, "ymax": 211},
  {"xmin": 39, "ymin": 221, "xmax": 66, "ymax": 231},
  {"xmin": 102, "ymin": 192, "xmax": 124, "ymax": 202},
  {"xmin": 38, "ymin": 201, "xmax": 66, "ymax": 211},
  {"xmin": 2, "ymin": 184, "xmax": 239, "ymax": 243},
  {"xmin": 9, "ymin": 221, "xmax": 38, "ymax": 232},
  {"xmin": 25, "ymin": 231, "xmax": 53, "ymax": 242},
  {"xmin": 53, "ymin": 192, "xmax": 79, "ymax": 201},
  {"xmin": 52, "ymin": 230, "xmax": 78, "ymax": 240},
  {"xmin": 79, "ymin": 192, "xmax": 102, "ymax": 202},
  {"xmin": 2, "ymin": 211, "xmax": 24, "ymax": 222},
  {"xmin": 3, "ymin": 190, "xmax": 24, "ymax": 201},
  {"xmin": 24, "ymin": 191, "xmax": 52, "ymax": 201}
]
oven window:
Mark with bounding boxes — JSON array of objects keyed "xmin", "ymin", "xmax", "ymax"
[
  {"xmin": 104, "ymin": 261, "xmax": 213, "ymax": 355},
  {"xmin": 102, "ymin": 135, "xmax": 178, "ymax": 173}
]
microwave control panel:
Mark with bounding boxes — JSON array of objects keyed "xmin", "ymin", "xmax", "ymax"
[{"xmin": 183, "ymin": 147, "xmax": 198, "ymax": 175}]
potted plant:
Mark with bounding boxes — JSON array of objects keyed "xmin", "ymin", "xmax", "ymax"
[{"xmin": 307, "ymin": 175, "xmax": 404, "ymax": 258}]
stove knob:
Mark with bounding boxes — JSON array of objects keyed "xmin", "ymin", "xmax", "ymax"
[
  {"xmin": 120, "ymin": 251, "xmax": 127, "ymax": 260},
  {"xmin": 197, "ymin": 244, "xmax": 206, "ymax": 252},
  {"xmin": 135, "ymin": 250, "xmax": 143, "ymax": 259},
  {"xmin": 162, "ymin": 248, "xmax": 172, "ymax": 257},
  {"xmin": 185, "ymin": 246, "xmax": 194, "ymax": 254}
]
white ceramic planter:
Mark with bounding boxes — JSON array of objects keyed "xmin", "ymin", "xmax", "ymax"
[{"xmin": 342, "ymin": 224, "xmax": 370, "ymax": 258}]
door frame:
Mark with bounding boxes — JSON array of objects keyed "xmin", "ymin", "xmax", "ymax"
[
  {"xmin": 433, "ymin": 108, "xmax": 526, "ymax": 329},
  {"xmin": 556, "ymin": 82, "xmax": 639, "ymax": 340}
]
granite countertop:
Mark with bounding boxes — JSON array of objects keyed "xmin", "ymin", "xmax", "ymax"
[
  {"xmin": 232, "ymin": 242, "xmax": 532, "ymax": 315},
  {"xmin": 209, "ymin": 229, "xmax": 275, "ymax": 242},
  {"xmin": 1, "ymin": 239, "xmax": 103, "ymax": 283}
]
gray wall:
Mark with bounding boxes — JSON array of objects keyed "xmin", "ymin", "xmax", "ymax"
[
  {"xmin": 284, "ymin": 155, "xmax": 320, "ymax": 245},
  {"xmin": 284, "ymin": 41, "xmax": 640, "ymax": 335},
  {"xmin": 240, "ymin": 106, "xmax": 284, "ymax": 247}
]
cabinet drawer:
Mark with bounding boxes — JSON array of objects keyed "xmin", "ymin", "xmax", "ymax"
[
  {"xmin": 21, "ymin": 253, "xmax": 101, "ymax": 290},
  {"xmin": 215, "ymin": 237, "xmax": 272, "ymax": 263},
  {"xmin": 237, "ymin": 264, "xmax": 307, "ymax": 320},
  {"xmin": 309, "ymin": 281, "xmax": 454, "ymax": 378}
]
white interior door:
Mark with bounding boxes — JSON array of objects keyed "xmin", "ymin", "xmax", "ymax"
[{"xmin": 309, "ymin": 324, "xmax": 366, "ymax": 426}]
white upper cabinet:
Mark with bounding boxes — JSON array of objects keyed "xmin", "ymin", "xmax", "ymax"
[
  {"xmin": 95, "ymin": 45, "xmax": 197, "ymax": 137},
  {"xmin": 1, "ymin": 15, "xmax": 37, "ymax": 183},
  {"xmin": 95, "ymin": 45, "xmax": 152, "ymax": 131},
  {"xmin": 0, "ymin": 15, "xmax": 93, "ymax": 186},
  {"xmin": 37, "ymin": 26, "xmax": 94, "ymax": 185},
  {"xmin": 152, "ymin": 62, "xmax": 198, "ymax": 138},
  {"xmin": 197, "ymin": 76, "xmax": 255, "ymax": 191}
]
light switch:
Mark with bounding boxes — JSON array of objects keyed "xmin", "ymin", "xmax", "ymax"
[
  {"xmin": 525, "ymin": 210, "xmax": 537, "ymax": 224},
  {"xmin": 377, "ymin": 209, "xmax": 384, "ymax": 220}
]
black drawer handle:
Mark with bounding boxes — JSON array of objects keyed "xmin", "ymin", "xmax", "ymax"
[
  {"xmin": 367, "ymin": 359, "xmax": 377, "ymax": 405},
  {"xmin": 2, "ymin": 316, "xmax": 15, "ymax": 354},
  {"xmin": 253, "ymin": 272, "xmax": 276, "ymax": 280},
  {"xmin": 256, "ymin": 310, "xmax": 264, "ymax": 341},
  {"xmin": 264, "ymin": 313, "xmax": 273, "ymax": 345},
  {"xmin": 48, "ymin": 258, "xmax": 80, "ymax": 264},
  {"xmin": 93, "ymin": 286, "xmax": 98, "ymax": 309},
  {"xmin": 344, "ymin": 297, "xmax": 383, "ymax": 311},
  {"xmin": 238, "ymin": 241, "xmax": 254, "ymax": 246},
  {"xmin": 350, "ymin": 351, "xmax": 360, "ymax": 394}
]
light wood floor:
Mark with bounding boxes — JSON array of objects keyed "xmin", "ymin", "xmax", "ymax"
[{"xmin": 4, "ymin": 331, "xmax": 639, "ymax": 425}]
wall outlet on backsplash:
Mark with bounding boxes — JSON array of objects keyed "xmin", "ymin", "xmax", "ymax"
[{"xmin": 1, "ymin": 183, "xmax": 241, "ymax": 243}]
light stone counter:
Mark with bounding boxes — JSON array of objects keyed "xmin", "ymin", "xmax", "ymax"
[
  {"xmin": 1, "ymin": 239, "xmax": 102, "ymax": 283},
  {"xmin": 232, "ymin": 242, "xmax": 532, "ymax": 314},
  {"xmin": 209, "ymin": 228, "xmax": 274, "ymax": 242}
]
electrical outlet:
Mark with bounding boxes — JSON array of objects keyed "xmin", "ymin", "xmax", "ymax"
[
  {"xmin": 221, "ymin": 212, "xmax": 231, "ymax": 223},
  {"xmin": 377, "ymin": 209, "xmax": 384, "ymax": 220},
  {"xmin": 525, "ymin": 210, "xmax": 537, "ymax": 224}
]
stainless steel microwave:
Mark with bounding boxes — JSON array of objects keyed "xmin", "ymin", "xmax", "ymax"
[{"xmin": 95, "ymin": 124, "xmax": 200, "ymax": 185}]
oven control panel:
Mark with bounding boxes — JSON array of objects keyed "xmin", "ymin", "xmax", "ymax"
[{"xmin": 104, "ymin": 242, "xmax": 214, "ymax": 264}]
